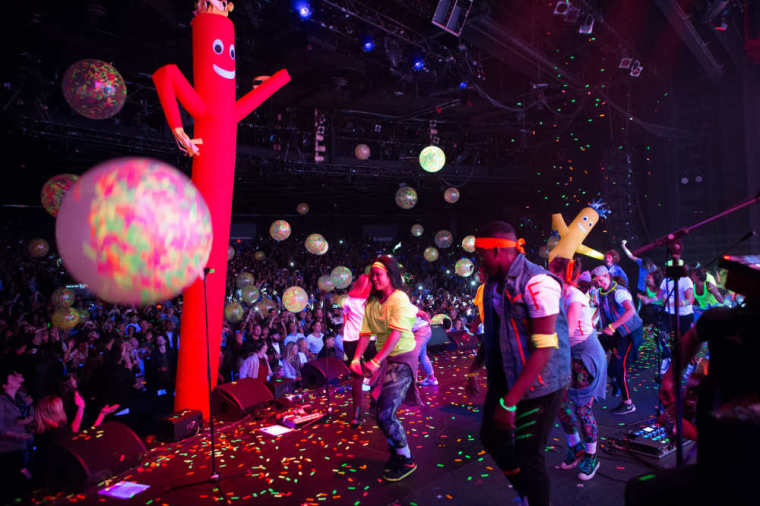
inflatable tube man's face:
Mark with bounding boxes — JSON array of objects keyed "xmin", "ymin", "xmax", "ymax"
[{"xmin": 192, "ymin": 13, "xmax": 236, "ymax": 107}]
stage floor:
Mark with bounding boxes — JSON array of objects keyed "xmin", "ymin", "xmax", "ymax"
[{"xmin": 39, "ymin": 333, "xmax": 680, "ymax": 506}]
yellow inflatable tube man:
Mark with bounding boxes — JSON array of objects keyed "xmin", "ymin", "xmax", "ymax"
[{"xmin": 548, "ymin": 200, "xmax": 610, "ymax": 262}]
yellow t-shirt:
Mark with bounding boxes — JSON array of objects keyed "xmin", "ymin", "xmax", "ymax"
[
  {"xmin": 360, "ymin": 290, "xmax": 417, "ymax": 356},
  {"xmin": 473, "ymin": 283, "xmax": 485, "ymax": 322}
]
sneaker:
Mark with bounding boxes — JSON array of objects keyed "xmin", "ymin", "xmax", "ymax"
[
  {"xmin": 419, "ymin": 376, "xmax": 438, "ymax": 386},
  {"xmin": 383, "ymin": 453, "xmax": 404, "ymax": 473},
  {"xmin": 612, "ymin": 401, "xmax": 636, "ymax": 415},
  {"xmin": 577, "ymin": 453, "xmax": 600, "ymax": 481},
  {"xmin": 382, "ymin": 456, "xmax": 417, "ymax": 482},
  {"xmin": 560, "ymin": 443, "xmax": 584, "ymax": 470}
]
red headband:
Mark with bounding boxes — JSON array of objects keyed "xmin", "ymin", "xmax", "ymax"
[{"xmin": 474, "ymin": 237, "xmax": 526, "ymax": 254}]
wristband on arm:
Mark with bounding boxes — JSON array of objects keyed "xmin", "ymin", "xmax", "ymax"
[
  {"xmin": 499, "ymin": 397, "xmax": 517, "ymax": 412},
  {"xmin": 530, "ymin": 332, "xmax": 558, "ymax": 348}
]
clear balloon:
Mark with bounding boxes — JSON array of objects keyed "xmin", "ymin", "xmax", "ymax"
[
  {"xmin": 51, "ymin": 287, "xmax": 75, "ymax": 307},
  {"xmin": 55, "ymin": 157, "xmax": 212, "ymax": 305},
  {"xmin": 424, "ymin": 247, "xmax": 439, "ymax": 262},
  {"xmin": 270, "ymin": 220, "xmax": 291, "ymax": 241},
  {"xmin": 28, "ymin": 239, "xmax": 50, "ymax": 258},
  {"xmin": 224, "ymin": 301, "xmax": 244, "ymax": 323},
  {"xmin": 330, "ymin": 266, "xmax": 353, "ymax": 290},
  {"xmin": 354, "ymin": 144, "xmax": 371, "ymax": 160},
  {"xmin": 236, "ymin": 272, "xmax": 254, "ymax": 289},
  {"xmin": 455, "ymin": 258, "xmax": 474, "ymax": 277},
  {"xmin": 228, "ymin": 245, "xmax": 235, "ymax": 261},
  {"xmin": 41, "ymin": 174, "xmax": 79, "ymax": 217},
  {"xmin": 419, "ymin": 145, "xmax": 446, "ymax": 173},
  {"xmin": 430, "ymin": 313, "xmax": 452, "ymax": 327},
  {"xmin": 52, "ymin": 307, "xmax": 80, "ymax": 329},
  {"xmin": 254, "ymin": 250, "xmax": 266, "ymax": 261},
  {"xmin": 305, "ymin": 233, "xmax": 328, "ymax": 255},
  {"xmin": 444, "ymin": 187, "xmax": 460, "ymax": 203},
  {"xmin": 283, "ymin": 286, "xmax": 309, "ymax": 313},
  {"xmin": 462, "ymin": 235, "xmax": 476, "ymax": 253},
  {"xmin": 434, "ymin": 230, "xmax": 454, "ymax": 249},
  {"xmin": 62, "ymin": 59, "xmax": 127, "ymax": 120},
  {"xmin": 297, "ymin": 202, "xmax": 310, "ymax": 215},
  {"xmin": 318, "ymin": 274, "xmax": 335, "ymax": 292},
  {"xmin": 395, "ymin": 186, "xmax": 418, "ymax": 210},
  {"xmin": 241, "ymin": 286, "xmax": 260, "ymax": 305},
  {"xmin": 411, "ymin": 224, "xmax": 424, "ymax": 237}
]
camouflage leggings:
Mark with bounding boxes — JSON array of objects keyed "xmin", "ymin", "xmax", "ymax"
[{"xmin": 376, "ymin": 362, "xmax": 413, "ymax": 449}]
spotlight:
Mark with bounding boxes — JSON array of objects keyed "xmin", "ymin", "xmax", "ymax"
[
  {"xmin": 413, "ymin": 58, "xmax": 425, "ymax": 71},
  {"xmin": 362, "ymin": 39, "xmax": 375, "ymax": 52},
  {"xmin": 295, "ymin": 2, "xmax": 311, "ymax": 19},
  {"xmin": 458, "ymin": 80, "xmax": 468, "ymax": 89},
  {"xmin": 579, "ymin": 14, "xmax": 595, "ymax": 34}
]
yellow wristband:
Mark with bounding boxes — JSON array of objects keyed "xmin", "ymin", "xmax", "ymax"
[
  {"xmin": 370, "ymin": 358, "xmax": 381, "ymax": 368},
  {"xmin": 531, "ymin": 333, "xmax": 558, "ymax": 349},
  {"xmin": 466, "ymin": 371, "xmax": 479, "ymax": 378},
  {"xmin": 608, "ymin": 324, "xmax": 615, "ymax": 331}
]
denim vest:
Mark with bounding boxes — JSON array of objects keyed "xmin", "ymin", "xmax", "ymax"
[
  {"xmin": 483, "ymin": 254, "xmax": 571, "ymax": 400},
  {"xmin": 597, "ymin": 282, "xmax": 643, "ymax": 336}
]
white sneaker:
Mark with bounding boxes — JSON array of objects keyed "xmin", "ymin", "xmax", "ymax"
[{"xmin": 419, "ymin": 376, "xmax": 438, "ymax": 386}]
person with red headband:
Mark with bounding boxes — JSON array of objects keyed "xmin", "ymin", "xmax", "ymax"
[
  {"xmin": 341, "ymin": 274, "xmax": 374, "ymax": 427},
  {"xmin": 350, "ymin": 256, "xmax": 422, "ymax": 482},
  {"xmin": 466, "ymin": 221, "xmax": 570, "ymax": 506}
]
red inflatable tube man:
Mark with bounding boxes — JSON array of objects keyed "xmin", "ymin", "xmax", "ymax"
[{"xmin": 153, "ymin": 1, "xmax": 290, "ymax": 418}]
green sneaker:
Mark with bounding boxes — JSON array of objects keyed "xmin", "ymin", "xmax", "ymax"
[
  {"xmin": 577, "ymin": 453, "xmax": 600, "ymax": 481},
  {"xmin": 560, "ymin": 443, "xmax": 584, "ymax": 470}
]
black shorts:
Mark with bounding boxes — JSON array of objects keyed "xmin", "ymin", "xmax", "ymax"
[{"xmin": 342, "ymin": 339, "xmax": 377, "ymax": 363}]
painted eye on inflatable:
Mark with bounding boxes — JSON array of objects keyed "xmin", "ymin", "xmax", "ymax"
[
  {"xmin": 213, "ymin": 39, "xmax": 224, "ymax": 54},
  {"xmin": 229, "ymin": 44, "xmax": 235, "ymax": 59}
]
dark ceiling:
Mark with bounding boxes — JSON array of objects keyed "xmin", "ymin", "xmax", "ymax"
[{"xmin": 0, "ymin": 0, "xmax": 752, "ymax": 234}]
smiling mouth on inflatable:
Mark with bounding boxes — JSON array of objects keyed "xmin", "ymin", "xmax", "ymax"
[
  {"xmin": 577, "ymin": 223, "xmax": 588, "ymax": 233},
  {"xmin": 213, "ymin": 64, "xmax": 235, "ymax": 79}
]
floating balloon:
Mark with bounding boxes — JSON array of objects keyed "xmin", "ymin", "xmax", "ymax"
[
  {"xmin": 330, "ymin": 266, "xmax": 353, "ymax": 290},
  {"xmin": 462, "ymin": 235, "xmax": 476, "ymax": 253},
  {"xmin": 331, "ymin": 293, "xmax": 347, "ymax": 307},
  {"xmin": 354, "ymin": 143, "xmax": 371, "ymax": 160},
  {"xmin": 28, "ymin": 239, "xmax": 50, "ymax": 258},
  {"xmin": 55, "ymin": 157, "xmax": 212, "ymax": 305},
  {"xmin": 395, "ymin": 186, "xmax": 418, "ymax": 210},
  {"xmin": 305, "ymin": 233, "xmax": 328, "ymax": 255},
  {"xmin": 270, "ymin": 220, "xmax": 291, "ymax": 241},
  {"xmin": 52, "ymin": 307, "xmax": 80, "ymax": 330},
  {"xmin": 318, "ymin": 274, "xmax": 335, "ymax": 292},
  {"xmin": 424, "ymin": 247, "xmax": 439, "ymax": 262},
  {"xmin": 455, "ymin": 258, "xmax": 475, "ymax": 277},
  {"xmin": 430, "ymin": 313, "xmax": 452, "ymax": 327},
  {"xmin": 411, "ymin": 224, "xmax": 424, "ymax": 237},
  {"xmin": 224, "ymin": 301, "xmax": 244, "ymax": 323},
  {"xmin": 297, "ymin": 202, "xmax": 310, "ymax": 215},
  {"xmin": 76, "ymin": 307, "xmax": 90, "ymax": 322},
  {"xmin": 282, "ymin": 286, "xmax": 308, "ymax": 313},
  {"xmin": 254, "ymin": 250, "xmax": 266, "ymax": 261},
  {"xmin": 241, "ymin": 286, "xmax": 260, "ymax": 305},
  {"xmin": 51, "ymin": 287, "xmax": 75, "ymax": 308},
  {"xmin": 62, "ymin": 59, "xmax": 127, "ymax": 120},
  {"xmin": 444, "ymin": 187, "xmax": 460, "ymax": 203},
  {"xmin": 236, "ymin": 272, "xmax": 254, "ymax": 289},
  {"xmin": 434, "ymin": 230, "xmax": 454, "ymax": 249},
  {"xmin": 41, "ymin": 174, "xmax": 79, "ymax": 217},
  {"xmin": 419, "ymin": 145, "xmax": 446, "ymax": 173},
  {"xmin": 254, "ymin": 296, "xmax": 277, "ymax": 316},
  {"xmin": 228, "ymin": 245, "xmax": 235, "ymax": 261}
]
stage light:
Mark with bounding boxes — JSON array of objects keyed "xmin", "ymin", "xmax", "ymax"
[
  {"xmin": 362, "ymin": 39, "xmax": 375, "ymax": 52},
  {"xmin": 295, "ymin": 2, "xmax": 311, "ymax": 19},
  {"xmin": 459, "ymin": 80, "xmax": 468, "ymax": 89},
  {"xmin": 413, "ymin": 58, "xmax": 425, "ymax": 71},
  {"xmin": 579, "ymin": 14, "xmax": 595, "ymax": 34}
]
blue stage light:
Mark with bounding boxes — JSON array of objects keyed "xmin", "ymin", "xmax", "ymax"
[
  {"xmin": 459, "ymin": 81, "xmax": 468, "ymax": 89},
  {"xmin": 413, "ymin": 58, "xmax": 424, "ymax": 71},
  {"xmin": 362, "ymin": 40, "xmax": 375, "ymax": 52},
  {"xmin": 296, "ymin": 2, "xmax": 311, "ymax": 19}
]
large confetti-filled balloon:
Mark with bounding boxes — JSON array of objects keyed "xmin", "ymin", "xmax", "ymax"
[
  {"xmin": 254, "ymin": 250, "xmax": 266, "ymax": 261},
  {"xmin": 434, "ymin": 230, "xmax": 454, "ymax": 249},
  {"xmin": 282, "ymin": 286, "xmax": 308, "ymax": 313},
  {"xmin": 41, "ymin": 174, "xmax": 79, "ymax": 217},
  {"xmin": 455, "ymin": 258, "xmax": 475, "ymax": 277},
  {"xmin": 424, "ymin": 247, "xmax": 439, "ymax": 262},
  {"xmin": 444, "ymin": 187, "xmax": 460, "ymax": 203},
  {"xmin": 395, "ymin": 186, "xmax": 418, "ymax": 210},
  {"xmin": 55, "ymin": 157, "xmax": 212, "ymax": 305},
  {"xmin": 52, "ymin": 307, "xmax": 80, "ymax": 329},
  {"xmin": 419, "ymin": 145, "xmax": 446, "ymax": 173},
  {"xmin": 241, "ymin": 286, "xmax": 260, "ymax": 305},
  {"xmin": 51, "ymin": 287, "xmax": 75, "ymax": 307},
  {"xmin": 411, "ymin": 224, "xmax": 424, "ymax": 237},
  {"xmin": 76, "ymin": 307, "xmax": 90, "ymax": 322},
  {"xmin": 236, "ymin": 272, "xmax": 254, "ymax": 289},
  {"xmin": 28, "ymin": 239, "xmax": 50, "ymax": 258},
  {"xmin": 330, "ymin": 266, "xmax": 353, "ymax": 290},
  {"xmin": 430, "ymin": 313, "xmax": 452, "ymax": 327},
  {"xmin": 318, "ymin": 274, "xmax": 335, "ymax": 292},
  {"xmin": 305, "ymin": 233, "xmax": 328, "ymax": 255},
  {"xmin": 254, "ymin": 296, "xmax": 277, "ymax": 316},
  {"xmin": 270, "ymin": 220, "xmax": 291, "ymax": 242},
  {"xmin": 62, "ymin": 59, "xmax": 127, "ymax": 120},
  {"xmin": 297, "ymin": 202, "xmax": 310, "ymax": 215},
  {"xmin": 462, "ymin": 235, "xmax": 476, "ymax": 253},
  {"xmin": 224, "ymin": 301, "xmax": 244, "ymax": 323},
  {"xmin": 354, "ymin": 144, "xmax": 370, "ymax": 160},
  {"xmin": 228, "ymin": 246, "xmax": 235, "ymax": 261}
]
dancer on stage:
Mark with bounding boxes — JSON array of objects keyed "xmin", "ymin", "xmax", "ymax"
[
  {"xmin": 592, "ymin": 265, "xmax": 643, "ymax": 415},
  {"xmin": 350, "ymin": 256, "xmax": 421, "ymax": 482},
  {"xmin": 550, "ymin": 257, "xmax": 607, "ymax": 481},
  {"xmin": 466, "ymin": 221, "xmax": 569, "ymax": 506},
  {"xmin": 341, "ymin": 274, "xmax": 374, "ymax": 427}
]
